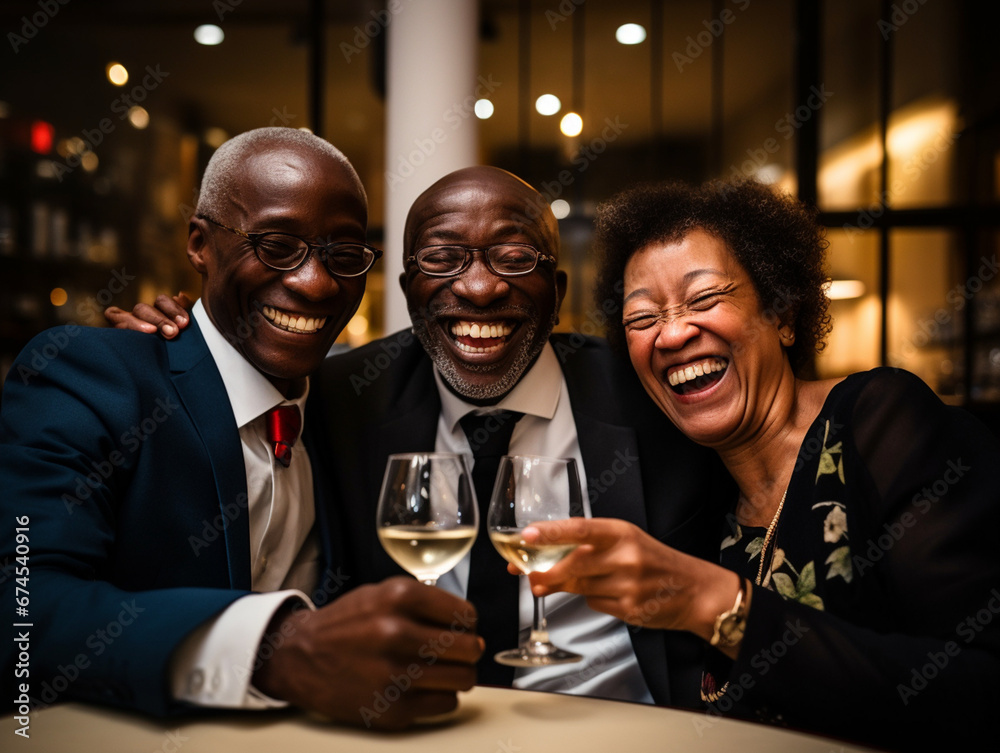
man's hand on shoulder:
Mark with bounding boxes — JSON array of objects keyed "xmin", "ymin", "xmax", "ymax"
[
  {"xmin": 105, "ymin": 292, "xmax": 194, "ymax": 339},
  {"xmin": 252, "ymin": 576, "xmax": 483, "ymax": 730}
]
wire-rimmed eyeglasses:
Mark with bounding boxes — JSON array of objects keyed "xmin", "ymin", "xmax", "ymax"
[
  {"xmin": 406, "ymin": 244, "xmax": 557, "ymax": 278},
  {"xmin": 199, "ymin": 215, "xmax": 382, "ymax": 278}
]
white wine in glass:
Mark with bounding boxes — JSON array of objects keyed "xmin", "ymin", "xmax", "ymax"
[
  {"xmin": 489, "ymin": 531, "xmax": 577, "ymax": 575},
  {"xmin": 487, "ymin": 454, "xmax": 584, "ymax": 666},
  {"xmin": 376, "ymin": 453, "xmax": 477, "ymax": 587}
]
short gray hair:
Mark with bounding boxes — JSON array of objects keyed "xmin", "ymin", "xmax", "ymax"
[{"xmin": 195, "ymin": 127, "xmax": 366, "ymax": 219}]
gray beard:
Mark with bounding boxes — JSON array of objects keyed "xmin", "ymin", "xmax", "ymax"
[{"xmin": 409, "ymin": 306, "xmax": 558, "ymax": 403}]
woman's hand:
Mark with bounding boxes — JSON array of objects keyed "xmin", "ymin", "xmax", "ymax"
[
  {"xmin": 104, "ymin": 292, "xmax": 194, "ymax": 338},
  {"xmin": 522, "ymin": 518, "xmax": 742, "ymax": 645}
]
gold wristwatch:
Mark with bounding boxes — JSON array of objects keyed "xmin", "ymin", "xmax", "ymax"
[{"xmin": 710, "ymin": 577, "xmax": 749, "ymax": 648}]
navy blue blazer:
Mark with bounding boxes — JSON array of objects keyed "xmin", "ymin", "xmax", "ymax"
[
  {"xmin": 0, "ymin": 319, "xmax": 325, "ymax": 715},
  {"xmin": 309, "ymin": 330, "xmax": 733, "ymax": 710}
]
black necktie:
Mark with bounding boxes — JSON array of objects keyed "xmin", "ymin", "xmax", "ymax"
[{"xmin": 459, "ymin": 409, "xmax": 524, "ymax": 686}]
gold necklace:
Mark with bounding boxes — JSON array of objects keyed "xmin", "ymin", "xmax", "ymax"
[
  {"xmin": 703, "ymin": 488, "xmax": 789, "ymax": 704},
  {"xmin": 756, "ymin": 489, "xmax": 787, "ymax": 586}
]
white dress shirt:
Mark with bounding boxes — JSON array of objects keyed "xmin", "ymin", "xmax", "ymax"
[
  {"xmin": 434, "ymin": 342, "xmax": 655, "ymax": 704},
  {"xmin": 169, "ymin": 300, "xmax": 319, "ymax": 708}
]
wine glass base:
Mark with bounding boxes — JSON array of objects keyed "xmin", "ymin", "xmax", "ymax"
[{"xmin": 494, "ymin": 645, "xmax": 583, "ymax": 667}]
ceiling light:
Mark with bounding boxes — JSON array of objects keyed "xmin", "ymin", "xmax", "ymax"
[
  {"xmin": 474, "ymin": 99, "xmax": 494, "ymax": 119},
  {"xmin": 615, "ymin": 23, "xmax": 646, "ymax": 45},
  {"xmin": 535, "ymin": 94, "xmax": 561, "ymax": 116},
  {"xmin": 106, "ymin": 63, "xmax": 128, "ymax": 86},
  {"xmin": 550, "ymin": 199, "xmax": 570, "ymax": 219},
  {"xmin": 204, "ymin": 127, "xmax": 228, "ymax": 148},
  {"xmin": 560, "ymin": 112, "xmax": 583, "ymax": 137},
  {"xmin": 127, "ymin": 106, "xmax": 149, "ymax": 129},
  {"xmin": 194, "ymin": 25, "xmax": 225, "ymax": 46},
  {"xmin": 81, "ymin": 151, "xmax": 99, "ymax": 173},
  {"xmin": 827, "ymin": 280, "xmax": 866, "ymax": 300},
  {"xmin": 755, "ymin": 164, "xmax": 784, "ymax": 184}
]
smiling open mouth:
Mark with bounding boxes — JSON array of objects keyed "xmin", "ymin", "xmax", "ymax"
[
  {"xmin": 448, "ymin": 319, "xmax": 515, "ymax": 354},
  {"xmin": 667, "ymin": 357, "xmax": 728, "ymax": 395},
  {"xmin": 261, "ymin": 304, "xmax": 328, "ymax": 334}
]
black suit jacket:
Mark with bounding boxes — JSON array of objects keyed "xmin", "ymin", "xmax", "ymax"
[{"xmin": 309, "ymin": 330, "xmax": 733, "ymax": 709}]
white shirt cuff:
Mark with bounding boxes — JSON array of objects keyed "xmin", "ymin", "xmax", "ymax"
[{"xmin": 169, "ymin": 590, "xmax": 315, "ymax": 709}]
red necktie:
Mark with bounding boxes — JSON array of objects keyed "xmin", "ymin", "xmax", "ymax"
[{"xmin": 266, "ymin": 405, "xmax": 301, "ymax": 468}]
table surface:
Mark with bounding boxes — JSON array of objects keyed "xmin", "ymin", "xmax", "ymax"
[{"xmin": 2, "ymin": 686, "xmax": 883, "ymax": 752}]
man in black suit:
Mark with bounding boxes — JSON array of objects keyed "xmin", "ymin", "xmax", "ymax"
[
  {"xmin": 310, "ymin": 166, "xmax": 730, "ymax": 708},
  {"xmin": 110, "ymin": 165, "xmax": 729, "ymax": 709}
]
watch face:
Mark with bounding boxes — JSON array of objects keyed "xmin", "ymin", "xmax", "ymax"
[{"xmin": 720, "ymin": 615, "xmax": 744, "ymax": 644}]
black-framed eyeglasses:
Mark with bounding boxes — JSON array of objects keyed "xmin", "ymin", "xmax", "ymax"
[
  {"xmin": 198, "ymin": 215, "xmax": 382, "ymax": 278},
  {"xmin": 407, "ymin": 243, "xmax": 557, "ymax": 277}
]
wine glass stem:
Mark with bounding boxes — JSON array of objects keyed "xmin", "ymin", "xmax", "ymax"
[{"xmin": 530, "ymin": 594, "xmax": 548, "ymax": 638}]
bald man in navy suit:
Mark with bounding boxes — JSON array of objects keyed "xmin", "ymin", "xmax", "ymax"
[{"xmin": 0, "ymin": 128, "xmax": 481, "ymax": 730}]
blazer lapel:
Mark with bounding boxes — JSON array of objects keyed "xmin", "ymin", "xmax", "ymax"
[
  {"xmin": 556, "ymin": 338, "xmax": 648, "ymax": 530},
  {"xmin": 166, "ymin": 320, "xmax": 252, "ymax": 591},
  {"xmin": 364, "ymin": 352, "xmax": 441, "ymax": 576},
  {"xmin": 555, "ymin": 334, "xmax": 674, "ymax": 705}
]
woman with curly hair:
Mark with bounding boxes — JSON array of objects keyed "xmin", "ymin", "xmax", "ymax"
[{"xmin": 522, "ymin": 179, "xmax": 1000, "ymax": 750}]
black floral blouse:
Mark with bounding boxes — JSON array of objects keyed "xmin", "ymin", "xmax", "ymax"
[{"xmin": 698, "ymin": 368, "xmax": 1000, "ymax": 751}]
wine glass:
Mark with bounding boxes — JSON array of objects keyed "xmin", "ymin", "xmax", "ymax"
[
  {"xmin": 376, "ymin": 452, "xmax": 478, "ymax": 587},
  {"xmin": 487, "ymin": 454, "xmax": 584, "ymax": 666}
]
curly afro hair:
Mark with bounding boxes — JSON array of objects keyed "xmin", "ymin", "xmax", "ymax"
[{"xmin": 593, "ymin": 178, "xmax": 832, "ymax": 378}]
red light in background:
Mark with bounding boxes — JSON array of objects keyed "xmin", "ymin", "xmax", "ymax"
[{"xmin": 31, "ymin": 120, "xmax": 54, "ymax": 154}]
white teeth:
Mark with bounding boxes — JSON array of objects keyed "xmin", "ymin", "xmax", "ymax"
[
  {"xmin": 449, "ymin": 320, "xmax": 514, "ymax": 340},
  {"xmin": 261, "ymin": 305, "xmax": 327, "ymax": 334},
  {"xmin": 668, "ymin": 358, "xmax": 727, "ymax": 387},
  {"xmin": 455, "ymin": 341, "xmax": 504, "ymax": 354}
]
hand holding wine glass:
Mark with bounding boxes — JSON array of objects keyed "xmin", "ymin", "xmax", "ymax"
[
  {"xmin": 487, "ymin": 454, "xmax": 585, "ymax": 666},
  {"xmin": 376, "ymin": 453, "xmax": 478, "ymax": 587}
]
